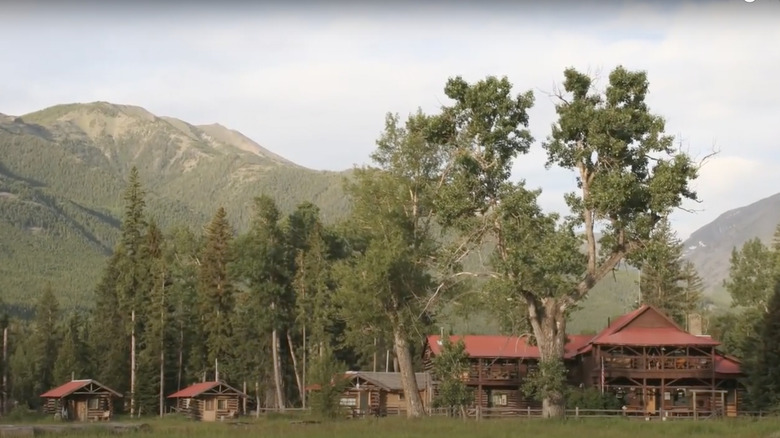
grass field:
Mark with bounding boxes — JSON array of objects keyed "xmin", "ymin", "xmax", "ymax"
[{"xmin": 3, "ymin": 415, "xmax": 779, "ymax": 438}]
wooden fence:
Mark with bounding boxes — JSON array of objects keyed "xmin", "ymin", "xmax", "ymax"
[{"xmin": 248, "ymin": 405, "xmax": 777, "ymax": 420}]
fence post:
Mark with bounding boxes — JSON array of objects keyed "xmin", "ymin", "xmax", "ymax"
[
  {"xmin": 575, "ymin": 407, "xmax": 579, "ymax": 419},
  {"xmin": 527, "ymin": 406, "xmax": 530, "ymax": 418}
]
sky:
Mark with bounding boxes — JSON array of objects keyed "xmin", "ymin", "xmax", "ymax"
[{"xmin": 1, "ymin": 0, "xmax": 778, "ymax": 240}]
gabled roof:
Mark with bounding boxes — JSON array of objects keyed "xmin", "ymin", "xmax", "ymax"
[
  {"xmin": 715, "ymin": 354, "xmax": 742, "ymax": 375},
  {"xmin": 168, "ymin": 380, "xmax": 248, "ymax": 399},
  {"xmin": 305, "ymin": 371, "xmax": 429, "ymax": 392},
  {"xmin": 578, "ymin": 304, "xmax": 720, "ymax": 352},
  {"xmin": 40, "ymin": 379, "xmax": 122, "ymax": 399},
  {"xmin": 345, "ymin": 371, "xmax": 429, "ymax": 391},
  {"xmin": 426, "ymin": 334, "xmax": 592, "ymax": 360}
]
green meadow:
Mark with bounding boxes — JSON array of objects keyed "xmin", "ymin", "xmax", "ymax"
[{"xmin": 2, "ymin": 415, "xmax": 779, "ymax": 438}]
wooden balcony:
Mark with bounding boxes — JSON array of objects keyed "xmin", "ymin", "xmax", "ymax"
[
  {"xmin": 599, "ymin": 356, "xmax": 714, "ymax": 379},
  {"xmin": 464, "ymin": 360, "xmax": 527, "ymax": 386}
]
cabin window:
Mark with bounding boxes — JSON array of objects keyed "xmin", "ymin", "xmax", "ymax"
[
  {"xmin": 399, "ymin": 393, "xmax": 405, "ymax": 400},
  {"xmin": 673, "ymin": 389, "xmax": 688, "ymax": 407},
  {"xmin": 88, "ymin": 398, "xmax": 100, "ymax": 410},
  {"xmin": 491, "ymin": 393, "xmax": 508, "ymax": 407},
  {"xmin": 339, "ymin": 397, "xmax": 356, "ymax": 406},
  {"xmin": 205, "ymin": 399, "xmax": 215, "ymax": 410},
  {"xmin": 218, "ymin": 399, "xmax": 227, "ymax": 410}
]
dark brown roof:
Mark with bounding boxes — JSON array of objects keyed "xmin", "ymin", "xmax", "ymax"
[{"xmin": 346, "ymin": 371, "xmax": 429, "ymax": 391}]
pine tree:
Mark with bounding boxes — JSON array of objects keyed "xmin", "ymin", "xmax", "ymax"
[
  {"xmin": 638, "ymin": 218, "xmax": 700, "ymax": 326},
  {"xmin": 115, "ymin": 166, "xmax": 148, "ymax": 417},
  {"xmin": 90, "ymin": 251, "xmax": 129, "ymax": 395},
  {"xmin": 744, "ymin": 279, "xmax": 780, "ymax": 410},
  {"xmin": 90, "ymin": 166, "xmax": 149, "ymax": 413},
  {"xmin": 197, "ymin": 207, "xmax": 235, "ymax": 380},
  {"xmin": 136, "ymin": 221, "xmax": 176, "ymax": 417},
  {"xmin": 30, "ymin": 284, "xmax": 60, "ymax": 397},
  {"xmin": 54, "ymin": 314, "xmax": 90, "ymax": 384},
  {"xmin": 231, "ymin": 196, "xmax": 293, "ymax": 410},
  {"xmin": 166, "ymin": 226, "xmax": 201, "ymax": 391}
]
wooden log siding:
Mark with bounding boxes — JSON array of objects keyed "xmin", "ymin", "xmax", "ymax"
[{"xmin": 212, "ymin": 396, "xmax": 240, "ymax": 419}]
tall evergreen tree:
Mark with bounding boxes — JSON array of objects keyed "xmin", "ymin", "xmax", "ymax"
[
  {"xmin": 90, "ymin": 166, "xmax": 149, "ymax": 413},
  {"xmin": 30, "ymin": 284, "xmax": 60, "ymax": 398},
  {"xmin": 743, "ymin": 279, "xmax": 780, "ymax": 411},
  {"xmin": 54, "ymin": 314, "xmax": 91, "ymax": 384},
  {"xmin": 231, "ymin": 196, "xmax": 294, "ymax": 410},
  {"xmin": 115, "ymin": 166, "xmax": 148, "ymax": 417},
  {"xmin": 197, "ymin": 207, "xmax": 235, "ymax": 380},
  {"xmin": 136, "ymin": 221, "xmax": 177, "ymax": 417},
  {"xmin": 638, "ymin": 218, "xmax": 701, "ymax": 326},
  {"xmin": 90, "ymin": 251, "xmax": 129, "ymax": 396},
  {"xmin": 166, "ymin": 226, "xmax": 201, "ymax": 391}
]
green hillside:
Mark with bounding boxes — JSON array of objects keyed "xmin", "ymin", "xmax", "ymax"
[{"xmin": 0, "ymin": 102, "xmax": 350, "ymax": 309}]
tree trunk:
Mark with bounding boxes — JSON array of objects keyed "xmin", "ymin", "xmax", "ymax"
[
  {"xmin": 286, "ymin": 331, "xmax": 304, "ymax": 405},
  {"xmin": 271, "ymin": 328, "xmax": 285, "ymax": 412},
  {"xmin": 130, "ymin": 309, "xmax": 136, "ymax": 417},
  {"xmin": 301, "ymin": 324, "xmax": 307, "ymax": 409},
  {"xmin": 255, "ymin": 381, "xmax": 260, "ymax": 418},
  {"xmin": 2, "ymin": 326, "xmax": 7, "ymax": 416},
  {"xmin": 393, "ymin": 327, "xmax": 425, "ymax": 418},
  {"xmin": 177, "ymin": 320, "xmax": 184, "ymax": 391},
  {"xmin": 159, "ymin": 279, "xmax": 165, "ymax": 418},
  {"xmin": 527, "ymin": 298, "xmax": 567, "ymax": 419}
]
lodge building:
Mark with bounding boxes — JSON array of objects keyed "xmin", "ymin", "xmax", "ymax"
[{"xmin": 423, "ymin": 304, "xmax": 744, "ymax": 417}]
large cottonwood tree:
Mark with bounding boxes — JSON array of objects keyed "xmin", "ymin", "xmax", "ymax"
[
  {"xmin": 334, "ymin": 111, "xmax": 448, "ymax": 418},
  {"xmin": 432, "ymin": 67, "xmax": 699, "ymax": 417}
]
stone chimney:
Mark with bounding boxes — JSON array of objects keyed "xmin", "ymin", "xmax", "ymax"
[{"xmin": 687, "ymin": 313, "xmax": 703, "ymax": 336}]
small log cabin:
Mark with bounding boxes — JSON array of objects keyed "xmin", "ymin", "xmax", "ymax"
[
  {"xmin": 425, "ymin": 305, "xmax": 744, "ymax": 416},
  {"xmin": 168, "ymin": 380, "xmax": 247, "ymax": 421},
  {"xmin": 423, "ymin": 333, "xmax": 591, "ymax": 410},
  {"xmin": 40, "ymin": 379, "xmax": 122, "ymax": 422},
  {"xmin": 336, "ymin": 371, "xmax": 432, "ymax": 416},
  {"xmin": 574, "ymin": 304, "xmax": 744, "ymax": 417},
  {"xmin": 306, "ymin": 371, "xmax": 432, "ymax": 416}
]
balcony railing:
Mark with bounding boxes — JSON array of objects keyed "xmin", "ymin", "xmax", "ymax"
[
  {"xmin": 604, "ymin": 356, "xmax": 712, "ymax": 371},
  {"xmin": 467, "ymin": 365, "xmax": 522, "ymax": 381}
]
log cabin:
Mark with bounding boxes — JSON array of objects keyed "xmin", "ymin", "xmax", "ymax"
[
  {"xmin": 168, "ymin": 380, "xmax": 247, "ymax": 421},
  {"xmin": 307, "ymin": 371, "xmax": 432, "ymax": 416},
  {"xmin": 423, "ymin": 333, "xmax": 592, "ymax": 410},
  {"xmin": 40, "ymin": 379, "xmax": 122, "ymax": 422},
  {"xmin": 573, "ymin": 304, "xmax": 744, "ymax": 418},
  {"xmin": 424, "ymin": 305, "xmax": 744, "ymax": 417}
]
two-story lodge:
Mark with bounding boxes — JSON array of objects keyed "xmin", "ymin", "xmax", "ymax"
[{"xmin": 424, "ymin": 304, "xmax": 744, "ymax": 417}]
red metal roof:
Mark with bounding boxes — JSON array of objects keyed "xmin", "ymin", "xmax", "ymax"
[
  {"xmin": 168, "ymin": 381, "xmax": 220, "ymax": 398},
  {"xmin": 41, "ymin": 380, "xmax": 92, "ymax": 398},
  {"xmin": 576, "ymin": 305, "xmax": 722, "ymax": 353},
  {"xmin": 40, "ymin": 379, "xmax": 121, "ymax": 398},
  {"xmin": 715, "ymin": 354, "xmax": 742, "ymax": 375},
  {"xmin": 427, "ymin": 334, "xmax": 592, "ymax": 360},
  {"xmin": 593, "ymin": 327, "xmax": 720, "ymax": 347}
]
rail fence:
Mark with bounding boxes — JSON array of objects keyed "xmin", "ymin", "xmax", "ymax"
[{"xmin": 246, "ymin": 406, "xmax": 777, "ymax": 421}]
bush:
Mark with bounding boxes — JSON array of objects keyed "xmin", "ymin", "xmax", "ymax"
[
  {"xmin": 566, "ymin": 387, "xmax": 624, "ymax": 410},
  {"xmin": 306, "ymin": 346, "xmax": 350, "ymax": 420}
]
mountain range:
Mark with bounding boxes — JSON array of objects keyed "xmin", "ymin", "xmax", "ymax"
[{"xmin": 1, "ymin": 102, "xmax": 776, "ymax": 331}]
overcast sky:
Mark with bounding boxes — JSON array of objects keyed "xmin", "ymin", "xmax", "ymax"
[{"xmin": 1, "ymin": 0, "xmax": 777, "ymax": 239}]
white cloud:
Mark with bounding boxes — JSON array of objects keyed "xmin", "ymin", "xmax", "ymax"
[{"xmin": 1, "ymin": 0, "xmax": 778, "ymax": 239}]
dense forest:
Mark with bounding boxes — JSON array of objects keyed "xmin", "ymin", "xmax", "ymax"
[{"xmin": 1, "ymin": 66, "xmax": 778, "ymax": 419}]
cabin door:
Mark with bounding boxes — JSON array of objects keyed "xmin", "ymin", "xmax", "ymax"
[
  {"xmin": 359, "ymin": 391, "xmax": 369, "ymax": 413},
  {"xmin": 645, "ymin": 390, "xmax": 656, "ymax": 414},
  {"xmin": 202, "ymin": 399, "xmax": 217, "ymax": 422},
  {"xmin": 76, "ymin": 400, "xmax": 88, "ymax": 421}
]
